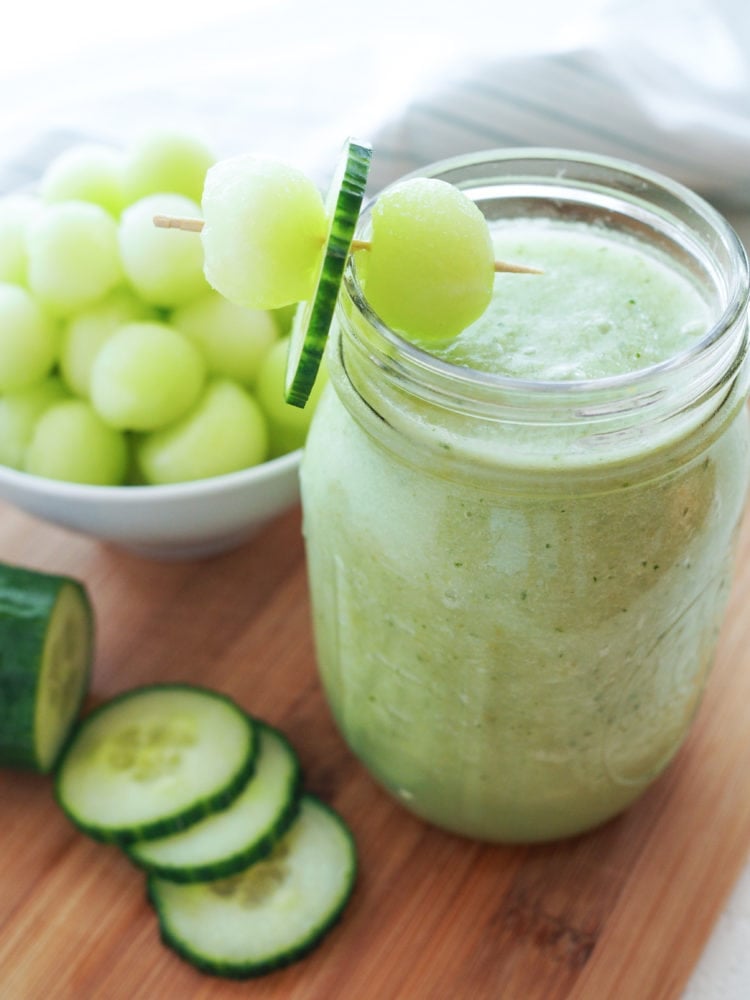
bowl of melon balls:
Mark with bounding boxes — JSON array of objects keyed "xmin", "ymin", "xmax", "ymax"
[
  {"xmin": 0, "ymin": 127, "xmax": 512, "ymax": 559},
  {"xmin": 0, "ymin": 131, "xmax": 332, "ymax": 559}
]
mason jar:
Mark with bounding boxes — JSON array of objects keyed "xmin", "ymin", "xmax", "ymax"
[{"xmin": 300, "ymin": 150, "xmax": 750, "ymax": 843}]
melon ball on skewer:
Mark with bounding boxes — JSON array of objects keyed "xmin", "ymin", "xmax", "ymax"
[
  {"xmin": 200, "ymin": 154, "xmax": 327, "ymax": 311},
  {"xmin": 361, "ymin": 177, "xmax": 496, "ymax": 343}
]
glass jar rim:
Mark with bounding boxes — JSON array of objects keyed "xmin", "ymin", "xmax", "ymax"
[{"xmin": 342, "ymin": 146, "xmax": 749, "ymax": 405}]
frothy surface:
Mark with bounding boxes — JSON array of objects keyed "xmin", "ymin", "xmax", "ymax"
[{"xmin": 423, "ymin": 220, "xmax": 710, "ymax": 380}]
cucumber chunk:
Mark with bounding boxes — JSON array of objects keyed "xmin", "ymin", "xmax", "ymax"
[
  {"xmin": 127, "ymin": 721, "xmax": 301, "ymax": 882},
  {"xmin": 0, "ymin": 563, "xmax": 93, "ymax": 773},
  {"xmin": 284, "ymin": 136, "xmax": 372, "ymax": 408},
  {"xmin": 149, "ymin": 794, "xmax": 356, "ymax": 978},
  {"xmin": 55, "ymin": 684, "xmax": 257, "ymax": 844}
]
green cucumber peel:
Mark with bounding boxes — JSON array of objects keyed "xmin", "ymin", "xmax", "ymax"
[{"xmin": 284, "ymin": 136, "xmax": 372, "ymax": 408}]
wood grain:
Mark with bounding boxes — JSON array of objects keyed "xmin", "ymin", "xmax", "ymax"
[{"xmin": 1, "ymin": 499, "xmax": 750, "ymax": 1000}]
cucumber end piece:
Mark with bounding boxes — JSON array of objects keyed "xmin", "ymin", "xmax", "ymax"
[
  {"xmin": 35, "ymin": 582, "xmax": 94, "ymax": 773},
  {"xmin": 0, "ymin": 566, "xmax": 94, "ymax": 775}
]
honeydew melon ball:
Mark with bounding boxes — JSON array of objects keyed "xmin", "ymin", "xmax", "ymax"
[
  {"xmin": 119, "ymin": 193, "xmax": 209, "ymax": 307},
  {"xmin": 171, "ymin": 290, "xmax": 278, "ymax": 386},
  {"xmin": 201, "ymin": 154, "xmax": 326, "ymax": 310},
  {"xmin": 0, "ymin": 283, "xmax": 59, "ymax": 392},
  {"xmin": 136, "ymin": 378, "xmax": 268, "ymax": 485},
  {"xmin": 26, "ymin": 201, "xmax": 124, "ymax": 315},
  {"xmin": 25, "ymin": 398, "xmax": 128, "ymax": 485},
  {"xmin": 272, "ymin": 301, "xmax": 298, "ymax": 337},
  {"xmin": 90, "ymin": 320, "xmax": 205, "ymax": 431},
  {"xmin": 0, "ymin": 194, "xmax": 42, "ymax": 285},
  {"xmin": 0, "ymin": 375, "xmax": 70, "ymax": 469},
  {"xmin": 60, "ymin": 287, "xmax": 155, "ymax": 397},
  {"xmin": 364, "ymin": 177, "xmax": 495, "ymax": 342},
  {"xmin": 124, "ymin": 130, "xmax": 215, "ymax": 205},
  {"xmin": 41, "ymin": 144, "xmax": 126, "ymax": 216},
  {"xmin": 255, "ymin": 336, "xmax": 327, "ymax": 456}
]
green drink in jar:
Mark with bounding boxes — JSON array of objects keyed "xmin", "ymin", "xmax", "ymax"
[{"xmin": 300, "ymin": 150, "xmax": 750, "ymax": 842}]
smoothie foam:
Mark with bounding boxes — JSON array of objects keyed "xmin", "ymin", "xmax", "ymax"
[{"xmin": 432, "ymin": 220, "xmax": 710, "ymax": 380}]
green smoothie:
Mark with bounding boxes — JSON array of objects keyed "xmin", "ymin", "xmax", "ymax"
[
  {"xmin": 431, "ymin": 220, "xmax": 709, "ymax": 380},
  {"xmin": 300, "ymin": 158, "xmax": 750, "ymax": 842}
]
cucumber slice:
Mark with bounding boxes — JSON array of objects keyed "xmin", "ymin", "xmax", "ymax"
[
  {"xmin": 149, "ymin": 794, "xmax": 356, "ymax": 978},
  {"xmin": 55, "ymin": 684, "xmax": 257, "ymax": 844},
  {"xmin": 284, "ymin": 136, "xmax": 372, "ymax": 408},
  {"xmin": 127, "ymin": 721, "xmax": 302, "ymax": 882},
  {"xmin": 0, "ymin": 563, "xmax": 93, "ymax": 773}
]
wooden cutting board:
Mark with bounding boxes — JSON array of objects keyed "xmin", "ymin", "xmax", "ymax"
[{"xmin": 1, "ymin": 498, "xmax": 750, "ymax": 1000}]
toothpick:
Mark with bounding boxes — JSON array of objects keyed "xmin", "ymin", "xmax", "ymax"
[
  {"xmin": 153, "ymin": 215, "xmax": 544, "ymax": 274},
  {"xmin": 492, "ymin": 259, "xmax": 544, "ymax": 275},
  {"xmin": 153, "ymin": 214, "xmax": 205, "ymax": 233}
]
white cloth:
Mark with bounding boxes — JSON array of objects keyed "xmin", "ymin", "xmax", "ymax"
[
  {"xmin": 2, "ymin": 0, "xmax": 750, "ymax": 215},
  {"xmin": 367, "ymin": 1, "xmax": 750, "ymax": 211}
]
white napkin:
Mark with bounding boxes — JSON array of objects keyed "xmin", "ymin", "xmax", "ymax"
[
  {"xmin": 367, "ymin": 0, "xmax": 750, "ymax": 219},
  {"xmin": 3, "ymin": 0, "xmax": 749, "ymax": 217}
]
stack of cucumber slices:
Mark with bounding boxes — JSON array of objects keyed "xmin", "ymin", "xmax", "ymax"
[
  {"xmin": 0, "ymin": 564, "xmax": 355, "ymax": 980},
  {"xmin": 54, "ymin": 684, "xmax": 356, "ymax": 978}
]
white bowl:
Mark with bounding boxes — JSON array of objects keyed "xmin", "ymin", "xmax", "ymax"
[{"xmin": 0, "ymin": 449, "xmax": 302, "ymax": 559}]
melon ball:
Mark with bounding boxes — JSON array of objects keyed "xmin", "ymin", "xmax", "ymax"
[{"xmin": 119, "ymin": 193, "xmax": 209, "ymax": 307}]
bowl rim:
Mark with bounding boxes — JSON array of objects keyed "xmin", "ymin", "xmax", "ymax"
[{"xmin": 0, "ymin": 445, "xmax": 302, "ymax": 503}]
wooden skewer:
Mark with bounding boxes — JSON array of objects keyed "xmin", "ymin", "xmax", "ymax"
[
  {"xmin": 492, "ymin": 259, "xmax": 544, "ymax": 275},
  {"xmin": 352, "ymin": 236, "xmax": 542, "ymax": 274},
  {"xmin": 153, "ymin": 214, "xmax": 205, "ymax": 233},
  {"xmin": 153, "ymin": 215, "xmax": 544, "ymax": 275}
]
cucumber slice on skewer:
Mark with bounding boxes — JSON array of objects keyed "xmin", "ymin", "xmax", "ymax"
[
  {"xmin": 284, "ymin": 136, "xmax": 372, "ymax": 408},
  {"xmin": 127, "ymin": 721, "xmax": 302, "ymax": 883},
  {"xmin": 148, "ymin": 794, "xmax": 357, "ymax": 979},
  {"xmin": 55, "ymin": 684, "xmax": 257, "ymax": 844},
  {"xmin": 0, "ymin": 563, "xmax": 93, "ymax": 774}
]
